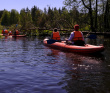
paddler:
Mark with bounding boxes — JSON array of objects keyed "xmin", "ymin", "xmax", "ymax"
[
  {"xmin": 51, "ymin": 28, "xmax": 61, "ymax": 41},
  {"xmin": 8, "ymin": 31, "xmax": 12, "ymax": 35},
  {"xmin": 2, "ymin": 29, "xmax": 8, "ymax": 36},
  {"xmin": 66, "ymin": 24, "xmax": 85, "ymax": 46},
  {"xmin": 2, "ymin": 29, "xmax": 5, "ymax": 35},
  {"xmin": 14, "ymin": 30, "xmax": 19, "ymax": 35}
]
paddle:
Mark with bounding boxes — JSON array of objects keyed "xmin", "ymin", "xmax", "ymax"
[{"xmin": 86, "ymin": 34, "xmax": 97, "ymax": 39}]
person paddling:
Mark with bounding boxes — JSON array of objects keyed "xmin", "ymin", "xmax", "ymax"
[
  {"xmin": 2, "ymin": 29, "xmax": 8, "ymax": 36},
  {"xmin": 51, "ymin": 28, "xmax": 61, "ymax": 41},
  {"xmin": 66, "ymin": 24, "xmax": 85, "ymax": 46},
  {"xmin": 14, "ymin": 30, "xmax": 19, "ymax": 35},
  {"xmin": 8, "ymin": 31, "xmax": 12, "ymax": 35}
]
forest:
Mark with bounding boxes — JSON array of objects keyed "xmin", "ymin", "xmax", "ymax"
[{"xmin": 0, "ymin": 0, "xmax": 109, "ymax": 35}]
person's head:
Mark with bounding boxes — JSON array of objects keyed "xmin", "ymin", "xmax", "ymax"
[
  {"xmin": 54, "ymin": 28, "xmax": 57, "ymax": 32},
  {"xmin": 74, "ymin": 24, "xmax": 79, "ymax": 31}
]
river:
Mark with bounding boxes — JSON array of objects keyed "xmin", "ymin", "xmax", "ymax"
[{"xmin": 0, "ymin": 36, "xmax": 110, "ymax": 93}]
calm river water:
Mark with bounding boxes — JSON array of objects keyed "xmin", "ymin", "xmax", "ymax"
[{"xmin": 0, "ymin": 36, "xmax": 110, "ymax": 93}]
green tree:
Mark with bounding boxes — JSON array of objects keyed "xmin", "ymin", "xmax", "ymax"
[
  {"xmin": 31, "ymin": 6, "xmax": 42, "ymax": 27},
  {"xmin": 1, "ymin": 10, "xmax": 10, "ymax": 26},
  {"xmin": 104, "ymin": 0, "xmax": 110, "ymax": 31},
  {"xmin": 37, "ymin": 13, "xmax": 47, "ymax": 28},
  {"xmin": 20, "ymin": 8, "xmax": 32, "ymax": 26},
  {"xmin": 0, "ymin": 11, "xmax": 3, "ymax": 19},
  {"xmin": 10, "ymin": 9, "xmax": 20, "ymax": 25},
  {"xmin": 60, "ymin": 7, "xmax": 72, "ymax": 29},
  {"xmin": 81, "ymin": 0, "xmax": 95, "ymax": 32},
  {"xmin": 64, "ymin": 0, "xmax": 109, "ymax": 32},
  {"xmin": 20, "ymin": 9, "xmax": 26, "ymax": 26}
]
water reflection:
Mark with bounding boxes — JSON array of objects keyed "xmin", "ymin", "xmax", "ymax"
[
  {"xmin": 45, "ymin": 39, "xmax": 110, "ymax": 93},
  {"xmin": 0, "ymin": 36, "xmax": 110, "ymax": 93},
  {"xmin": 43, "ymin": 36, "xmax": 110, "ymax": 93}
]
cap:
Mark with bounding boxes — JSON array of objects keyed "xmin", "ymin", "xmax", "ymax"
[{"xmin": 74, "ymin": 24, "xmax": 79, "ymax": 31}]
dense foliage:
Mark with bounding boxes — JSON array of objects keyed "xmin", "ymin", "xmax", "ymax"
[{"xmin": 0, "ymin": 0, "xmax": 109, "ymax": 33}]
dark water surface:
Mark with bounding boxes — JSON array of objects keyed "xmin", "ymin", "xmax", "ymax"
[{"xmin": 0, "ymin": 36, "xmax": 110, "ymax": 93}]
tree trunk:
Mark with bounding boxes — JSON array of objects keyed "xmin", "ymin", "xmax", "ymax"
[
  {"xmin": 81, "ymin": 0, "xmax": 95, "ymax": 32},
  {"xmin": 104, "ymin": 0, "xmax": 109, "ymax": 32},
  {"xmin": 95, "ymin": 0, "xmax": 98, "ymax": 31},
  {"xmin": 89, "ymin": 0, "xmax": 95, "ymax": 32}
]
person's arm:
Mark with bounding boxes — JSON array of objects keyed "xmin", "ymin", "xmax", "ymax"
[
  {"xmin": 51, "ymin": 33, "xmax": 53, "ymax": 39},
  {"xmin": 81, "ymin": 32, "xmax": 84, "ymax": 41},
  {"xmin": 68, "ymin": 32, "xmax": 74, "ymax": 41}
]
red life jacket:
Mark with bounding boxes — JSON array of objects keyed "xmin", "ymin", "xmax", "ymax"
[
  {"xmin": 52, "ymin": 31, "xmax": 60, "ymax": 40},
  {"xmin": 73, "ymin": 31, "xmax": 84, "ymax": 41},
  {"xmin": 9, "ymin": 31, "xmax": 12, "ymax": 35},
  {"xmin": 2, "ymin": 30, "xmax": 8, "ymax": 35},
  {"xmin": 2, "ymin": 30, "xmax": 4, "ymax": 34},
  {"xmin": 15, "ymin": 30, "xmax": 19, "ymax": 35}
]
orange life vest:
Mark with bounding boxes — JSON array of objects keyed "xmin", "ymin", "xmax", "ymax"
[
  {"xmin": 15, "ymin": 30, "xmax": 19, "ymax": 35},
  {"xmin": 73, "ymin": 31, "xmax": 84, "ymax": 41},
  {"xmin": 52, "ymin": 31, "xmax": 60, "ymax": 40},
  {"xmin": 2, "ymin": 30, "xmax": 4, "ymax": 34},
  {"xmin": 2, "ymin": 30, "xmax": 8, "ymax": 34},
  {"xmin": 9, "ymin": 31, "xmax": 12, "ymax": 35}
]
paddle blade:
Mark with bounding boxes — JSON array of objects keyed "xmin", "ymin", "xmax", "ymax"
[{"xmin": 87, "ymin": 34, "xmax": 97, "ymax": 39}]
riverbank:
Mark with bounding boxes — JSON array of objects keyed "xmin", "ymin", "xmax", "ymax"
[{"xmin": 0, "ymin": 29, "xmax": 110, "ymax": 37}]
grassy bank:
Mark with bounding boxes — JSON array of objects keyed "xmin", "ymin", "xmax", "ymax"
[{"xmin": 0, "ymin": 30, "xmax": 2, "ymax": 34}]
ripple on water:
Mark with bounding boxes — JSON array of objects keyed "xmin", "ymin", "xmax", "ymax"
[{"xmin": 0, "ymin": 37, "xmax": 109, "ymax": 93}]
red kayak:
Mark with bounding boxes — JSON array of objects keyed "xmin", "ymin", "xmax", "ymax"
[
  {"xmin": 0, "ymin": 34, "xmax": 26, "ymax": 37},
  {"xmin": 0, "ymin": 34, "xmax": 9, "ymax": 36},
  {"xmin": 43, "ymin": 39, "xmax": 104, "ymax": 54}
]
